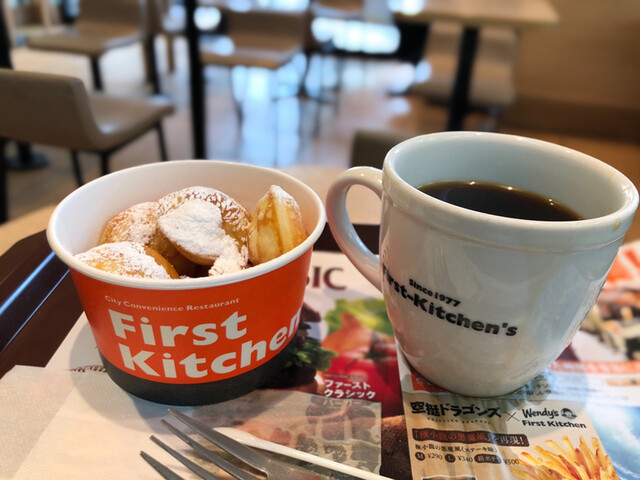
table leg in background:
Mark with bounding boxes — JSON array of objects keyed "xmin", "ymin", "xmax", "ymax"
[
  {"xmin": 446, "ymin": 27, "xmax": 480, "ymax": 131},
  {"xmin": 185, "ymin": 0, "xmax": 206, "ymax": 159}
]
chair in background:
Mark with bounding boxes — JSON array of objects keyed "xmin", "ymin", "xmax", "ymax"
[
  {"xmin": 3, "ymin": 0, "xmax": 62, "ymax": 47},
  {"xmin": 349, "ymin": 128, "xmax": 412, "ymax": 169},
  {"xmin": 199, "ymin": 7, "xmax": 308, "ymax": 122},
  {"xmin": 146, "ymin": 0, "xmax": 185, "ymax": 74},
  {"xmin": 26, "ymin": 0, "xmax": 151, "ymax": 91},
  {"xmin": 0, "ymin": 68, "xmax": 174, "ymax": 222}
]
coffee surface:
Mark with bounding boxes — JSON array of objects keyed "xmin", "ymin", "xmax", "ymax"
[{"xmin": 418, "ymin": 181, "xmax": 582, "ymax": 221}]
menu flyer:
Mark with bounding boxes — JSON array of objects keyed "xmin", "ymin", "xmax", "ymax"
[
  {"xmin": 46, "ymin": 245, "xmax": 640, "ymax": 479},
  {"xmin": 399, "ymin": 242, "xmax": 640, "ymax": 480}
]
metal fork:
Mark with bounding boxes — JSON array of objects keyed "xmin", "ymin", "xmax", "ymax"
[{"xmin": 140, "ymin": 409, "xmax": 323, "ymax": 480}]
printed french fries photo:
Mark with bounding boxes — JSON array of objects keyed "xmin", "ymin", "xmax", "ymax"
[{"xmin": 510, "ymin": 435, "xmax": 618, "ymax": 480}]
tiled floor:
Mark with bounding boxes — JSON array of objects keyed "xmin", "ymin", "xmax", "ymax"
[{"xmin": 3, "ymin": 34, "xmax": 640, "ymax": 253}]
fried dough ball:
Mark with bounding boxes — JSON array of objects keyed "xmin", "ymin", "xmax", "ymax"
[
  {"xmin": 99, "ymin": 201, "xmax": 198, "ymax": 277},
  {"xmin": 75, "ymin": 242, "xmax": 179, "ymax": 279},
  {"xmin": 158, "ymin": 186, "xmax": 251, "ymax": 250},
  {"xmin": 248, "ymin": 185, "xmax": 308, "ymax": 265},
  {"xmin": 81, "ymin": 184, "xmax": 307, "ymax": 279},
  {"xmin": 158, "ymin": 198, "xmax": 249, "ymax": 275}
]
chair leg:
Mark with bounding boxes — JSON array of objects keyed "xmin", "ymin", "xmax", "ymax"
[
  {"xmin": 70, "ymin": 150, "xmax": 84, "ymax": 186},
  {"xmin": 0, "ymin": 138, "xmax": 8, "ymax": 223},
  {"xmin": 230, "ymin": 68, "xmax": 243, "ymax": 123},
  {"xmin": 333, "ymin": 56, "xmax": 344, "ymax": 112},
  {"xmin": 90, "ymin": 57, "xmax": 104, "ymax": 91},
  {"xmin": 165, "ymin": 34, "xmax": 175, "ymax": 73},
  {"xmin": 144, "ymin": 36, "xmax": 161, "ymax": 94},
  {"xmin": 100, "ymin": 152, "xmax": 110, "ymax": 177},
  {"xmin": 156, "ymin": 123, "xmax": 169, "ymax": 161}
]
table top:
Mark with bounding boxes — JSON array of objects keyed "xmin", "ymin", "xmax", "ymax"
[
  {"xmin": 282, "ymin": 165, "xmax": 383, "ymax": 225},
  {"xmin": 391, "ymin": 0, "xmax": 559, "ymax": 29},
  {"xmin": 2, "ymin": 200, "xmax": 638, "ymax": 478}
]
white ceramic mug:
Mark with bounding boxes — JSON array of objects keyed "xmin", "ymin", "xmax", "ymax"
[{"xmin": 326, "ymin": 132, "xmax": 638, "ymax": 397}]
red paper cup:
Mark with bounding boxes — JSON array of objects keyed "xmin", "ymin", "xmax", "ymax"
[{"xmin": 47, "ymin": 161, "xmax": 326, "ymax": 405}]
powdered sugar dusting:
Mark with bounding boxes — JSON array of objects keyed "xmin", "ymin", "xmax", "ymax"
[
  {"xmin": 75, "ymin": 242, "xmax": 173, "ymax": 279},
  {"xmin": 209, "ymin": 244, "xmax": 249, "ymax": 276},
  {"xmin": 158, "ymin": 199, "xmax": 248, "ymax": 271},
  {"xmin": 103, "ymin": 202, "xmax": 159, "ymax": 245},
  {"xmin": 158, "ymin": 186, "xmax": 251, "ymax": 233},
  {"xmin": 269, "ymin": 185, "xmax": 301, "ymax": 213},
  {"xmin": 269, "ymin": 185, "xmax": 293, "ymax": 202}
]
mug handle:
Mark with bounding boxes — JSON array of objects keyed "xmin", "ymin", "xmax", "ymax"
[{"xmin": 326, "ymin": 167, "xmax": 383, "ymax": 291}]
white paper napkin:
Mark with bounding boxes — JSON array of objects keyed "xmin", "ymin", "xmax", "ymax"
[
  {"xmin": 0, "ymin": 367, "xmax": 81, "ymax": 479},
  {"xmin": 1, "ymin": 366, "xmax": 187, "ymax": 479}
]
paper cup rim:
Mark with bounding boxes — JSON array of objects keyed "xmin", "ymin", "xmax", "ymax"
[{"xmin": 47, "ymin": 160, "xmax": 327, "ymax": 290}]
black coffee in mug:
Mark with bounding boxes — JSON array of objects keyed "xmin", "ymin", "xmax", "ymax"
[{"xmin": 418, "ymin": 181, "xmax": 582, "ymax": 221}]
